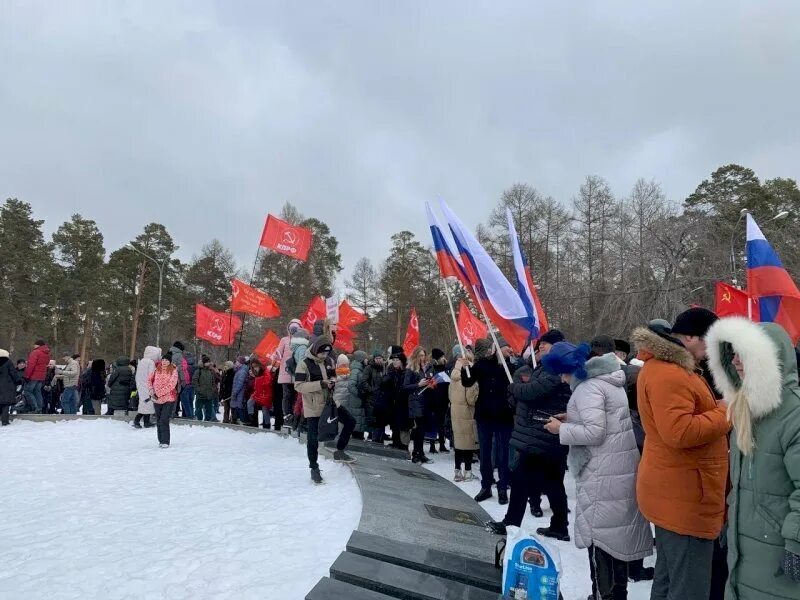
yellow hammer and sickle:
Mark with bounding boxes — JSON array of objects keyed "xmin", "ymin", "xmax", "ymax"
[{"xmin": 722, "ymin": 290, "xmax": 732, "ymax": 303}]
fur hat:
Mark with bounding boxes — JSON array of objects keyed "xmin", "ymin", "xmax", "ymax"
[
  {"xmin": 672, "ymin": 308, "xmax": 718, "ymax": 338},
  {"xmin": 614, "ymin": 339, "xmax": 631, "ymax": 355},
  {"xmin": 388, "ymin": 345, "xmax": 403, "ymax": 357},
  {"xmin": 431, "ymin": 348, "xmax": 445, "ymax": 361},
  {"xmin": 0, "ymin": 349, "xmax": 8, "ymax": 359},
  {"xmin": 590, "ymin": 335, "xmax": 616, "ymax": 357},
  {"xmin": 541, "ymin": 342, "xmax": 591, "ymax": 380}
]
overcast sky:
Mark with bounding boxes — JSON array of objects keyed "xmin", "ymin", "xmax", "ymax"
[{"xmin": 3, "ymin": 1, "xmax": 799, "ymax": 285}]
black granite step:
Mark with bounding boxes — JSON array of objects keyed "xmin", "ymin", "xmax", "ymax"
[
  {"xmin": 346, "ymin": 531, "xmax": 502, "ymax": 593},
  {"xmin": 324, "ymin": 439, "xmax": 410, "ymax": 460},
  {"xmin": 306, "ymin": 576, "xmax": 396, "ymax": 599},
  {"xmin": 330, "ymin": 551, "xmax": 502, "ymax": 600}
]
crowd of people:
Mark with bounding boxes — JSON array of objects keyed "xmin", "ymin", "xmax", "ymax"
[{"xmin": 2, "ymin": 309, "xmax": 800, "ymax": 599}]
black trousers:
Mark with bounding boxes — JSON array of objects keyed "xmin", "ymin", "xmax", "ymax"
[
  {"xmin": 281, "ymin": 384, "xmax": 295, "ymax": 420},
  {"xmin": 454, "ymin": 449, "xmax": 473, "ymax": 470},
  {"xmin": 588, "ymin": 546, "xmax": 628, "ymax": 600},
  {"xmin": 133, "ymin": 413, "xmax": 152, "ymax": 426},
  {"xmin": 154, "ymin": 401, "xmax": 176, "ymax": 445},
  {"xmin": 411, "ymin": 417, "xmax": 426, "ymax": 458},
  {"xmin": 1, "ymin": 404, "xmax": 9, "ymax": 426},
  {"xmin": 708, "ymin": 534, "xmax": 727, "ymax": 600},
  {"xmin": 306, "ymin": 406, "xmax": 356, "ymax": 469},
  {"xmin": 505, "ymin": 453, "xmax": 568, "ymax": 531},
  {"xmin": 651, "ymin": 525, "xmax": 714, "ymax": 600}
]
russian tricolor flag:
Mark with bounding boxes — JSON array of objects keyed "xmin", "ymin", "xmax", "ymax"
[
  {"xmin": 746, "ymin": 214, "xmax": 800, "ymax": 342},
  {"xmin": 507, "ymin": 208, "xmax": 545, "ymax": 342},
  {"xmin": 425, "ymin": 202, "xmax": 468, "ymax": 285}
]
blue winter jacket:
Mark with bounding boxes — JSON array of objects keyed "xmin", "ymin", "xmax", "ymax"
[{"xmin": 231, "ymin": 364, "xmax": 248, "ymax": 409}]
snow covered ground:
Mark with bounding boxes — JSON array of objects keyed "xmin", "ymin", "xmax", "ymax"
[
  {"xmin": 424, "ymin": 455, "xmax": 655, "ymax": 600},
  {"xmin": 0, "ymin": 419, "xmax": 361, "ymax": 600}
]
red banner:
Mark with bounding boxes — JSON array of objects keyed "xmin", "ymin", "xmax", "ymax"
[
  {"xmin": 195, "ymin": 304, "xmax": 242, "ymax": 346},
  {"xmin": 231, "ymin": 278, "xmax": 281, "ymax": 319},
  {"xmin": 339, "ymin": 299, "xmax": 367, "ymax": 327},
  {"xmin": 259, "ymin": 215, "xmax": 313, "ymax": 262},
  {"xmin": 715, "ymin": 282, "xmax": 759, "ymax": 320},
  {"xmin": 334, "ymin": 325, "xmax": 356, "ymax": 353},
  {"xmin": 402, "ymin": 308, "xmax": 420, "ymax": 356},
  {"xmin": 300, "ymin": 296, "xmax": 326, "ymax": 331},
  {"xmin": 254, "ymin": 330, "xmax": 281, "ymax": 360},
  {"xmin": 457, "ymin": 302, "xmax": 488, "ymax": 347}
]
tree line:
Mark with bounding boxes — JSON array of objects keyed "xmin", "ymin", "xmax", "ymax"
[{"xmin": 1, "ymin": 164, "xmax": 797, "ymax": 362}]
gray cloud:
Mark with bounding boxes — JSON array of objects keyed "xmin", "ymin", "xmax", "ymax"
[{"xmin": 2, "ymin": 1, "xmax": 799, "ymax": 283}]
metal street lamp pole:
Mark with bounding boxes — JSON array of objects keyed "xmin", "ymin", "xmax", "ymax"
[{"xmin": 127, "ymin": 244, "xmax": 168, "ymax": 348}]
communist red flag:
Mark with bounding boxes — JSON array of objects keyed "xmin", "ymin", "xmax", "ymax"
[
  {"xmin": 402, "ymin": 308, "xmax": 420, "ymax": 356},
  {"xmin": 338, "ymin": 299, "xmax": 367, "ymax": 327},
  {"xmin": 230, "ymin": 278, "xmax": 281, "ymax": 319},
  {"xmin": 259, "ymin": 215, "xmax": 313, "ymax": 262},
  {"xmin": 300, "ymin": 296, "xmax": 326, "ymax": 331},
  {"xmin": 195, "ymin": 304, "xmax": 242, "ymax": 346},
  {"xmin": 715, "ymin": 282, "xmax": 759, "ymax": 320},
  {"xmin": 457, "ymin": 302, "xmax": 488, "ymax": 347},
  {"xmin": 254, "ymin": 330, "xmax": 281, "ymax": 360},
  {"xmin": 334, "ymin": 325, "xmax": 356, "ymax": 353}
]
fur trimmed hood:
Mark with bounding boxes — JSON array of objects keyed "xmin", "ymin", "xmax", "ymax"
[
  {"xmin": 706, "ymin": 318, "xmax": 794, "ymax": 419},
  {"xmin": 631, "ymin": 327, "xmax": 695, "ymax": 372}
]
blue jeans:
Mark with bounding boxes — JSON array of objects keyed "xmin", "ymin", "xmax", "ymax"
[
  {"xmin": 24, "ymin": 380, "xmax": 44, "ymax": 413},
  {"xmin": 180, "ymin": 386, "xmax": 194, "ymax": 419},
  {"xmin": 477, "ymin": 421, "xmax": 512, "ymax": 492},
  {"xmin": 61, "ymin": 387, "xmax": 78, "ymax": 414}
]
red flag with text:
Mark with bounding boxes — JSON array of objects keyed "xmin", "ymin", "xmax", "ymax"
[
  {"xmin": 300, "ymin": 296, "xmax": 326, "ymax": 331},
  {"xmin": 457, "ymin": 302, "xmax": 488, "ymax": 347},
  {"xmin": 254, "ymin": 330, "xmax": 281, "ymax": 360},
  {"xmin": 338, "ymin": 299, "xmax": 367, "ymax": 327},
  {"xmin": 715, "ymin": 282, "xmax": 759, "ymax": 320},
  {"xmin": 195, "ymin": 304, "xmax": 242, "ymax": 346},
  {"xmin": 334, "ymin": 326, "xmax": 356, "ymax": 353},
  {"xmin": 259, "ymin": 215, "xmax": 313, "ymax": 262},
  {"xmin": 230, "ymin": 278, "xmax": 281, "ymax": 319},
  {"xmin": 402, "ymin": 308, "xmax": 420, "ymax": 356}
]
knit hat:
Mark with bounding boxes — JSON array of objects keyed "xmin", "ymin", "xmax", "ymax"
[
  {"xmin": 353, "ymin": 350, "xmax": 368, "ymax": 364},
  {"xmin": 541, "ymin": 342, "xmax": 591, "ymax": 380},
  {"xmin": 431, "ymin": 348, "xmax": 445, "ymax": 361},
  {"xmin": 35, "ymin": 339, "xmax": 46, "ymax": 347},
  {"xmin": 372, "ymin": 349, "xmax": 383, "ymax": 359},
  {"xmin": 614, "ymin": 339, "xmax": 631, "ymax": 355},
  {"xmin": 172, "ymin": 341, "xmax": 185, "ymax": 351},
  {"xmin": 336, "ymin": 354, "xmax": 350, "ymax": 367},
  {"xmin": 672, "ymin": 308, "xmax": 719, "ymax": 338},
  {"xmin": 590, "ymin": 335, "xmax": 616, "ymax": 357},
  {"xmin": 474, "ymin": 338, "xmax": 493, "ymax": 359},
  {"xmin": 162, "ymin": 352, "xmax": 173, "ymax": 362},
  {"xmin": 539, "ymin": 329, "xmax": 565, "ymax": 346},
  {"xmin": 0, "ymin": 349, "xmax": 8, "ymax": 359},
  {"xmin": 287, "ymin": 318, "xmax": 302, "ymax": 334}
]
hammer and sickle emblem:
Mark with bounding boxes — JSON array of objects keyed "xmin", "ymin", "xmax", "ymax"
[
  {"xmin": 722, "ymin": 290, "xmax": 732, "ymax": 303},
  {"xmin": 282, "ymin": 229, "xmax": 298, "ymax": 245},
  {"xmin": 212, "ymin": 318, "xmax": 225, "ymax": 332},
  {"xmin": 232, "ymin": 282, "xmax": 240, "ymax": 298}
]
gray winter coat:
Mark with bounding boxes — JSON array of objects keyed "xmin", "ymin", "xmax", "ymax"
[
  {"xmin": 559, "ymin": 353, "xmax": 653, "ymax": 561},
  {"xmin": 58, "ymin": 357, "xmax": 81, "ymax": 388}
]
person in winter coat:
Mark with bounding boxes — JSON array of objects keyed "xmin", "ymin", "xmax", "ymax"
[
  {"xmin": 251, "ymin": 359, "xmax": 274, "ymax": 429},
  {"xmin": 403, "ymin": 346, "xmax": 435, "ymax": 464},
  {"xmin": 487, "ymin": 333, "xmax": 572, "ymax": 538},
  {"xmin": 43, "ymin": 360, "xmax": 61, "ymax": 413},
  {"xmin": 23, "ymin": 339, "xmax": 51, "ymax": 413},
  {"xmin": 461, "ymin": 338, "xmax": 514, "ymax": 505},
  {"xmin": 0, "ymin": 349, "xmax": 22, "ymax": 426},
  {"xmin": 230, "ymin": 357, "xmax": 249, "ymax": 425},
  {"xmin": 276, "ymin": 318, "xmax": 303, "ymax": 423},
  {"xmin": 385, "ymin": 345, "xmax": 411, "ymax": 449},
  {"xmin": 192, "ymin": 355, "xmax": 218, "ymax": 422},
  {"xmin": 342, "ymin": 351, "xmax": 369, "ymax": 438},
  {"xmin": 106, "ymin": 357, "xmax": 135, "ymax": 415},
  {"xmin": 449, "ymin": 346, "xmax": 478, "ymax": 482},
  {"xmin": 542, "ymin": 342, "xmax": 653, "ymax": 600},
  {"xmin": 294, "ymin": 335, "xmax": 356, "ymax": 483},
  {"xmin": 149, "ymin": 352, "xmax": 179, "ymax": 447},
  {"xmin": 56, "ymin": 353, "xmax": 81, "ymax": 415},
  {"xmin": 219, "ymin": 361, "xmax": 235, "ymax": 423},
  {"xmin": 706, "ymin": 318, "xmax": 800, "ymax": 599},
  {"xmin": 133, "ymin": 346, "xmax": 159, "ymax": 428},
  {"xmin": 428, "ymin": 348, "xmax": 451, "ymax": 454},
  {"xmin": 365, "ymin": 351, "xmax": 387, "ymax": 443},
  {"xmin": 631, "ymin": 317, "xmax": 730, "ymax": 600}
]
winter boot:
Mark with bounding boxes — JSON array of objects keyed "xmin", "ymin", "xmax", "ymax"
[
  {"xmin": 463, "ymin": 470, "xmax": 476, "ymax": 482},
  {"xmin": 429, "ymin": 442, "xmax": 438, "ymax": 454},
  {"xmin": 530, "ymin": 504, "xmax": 544, "ymax": 518},
  {"xmin": 143, "ymin": 415, "xmax": 154, "ymax": 428},
  {"xmin": 439, "ymin": 441, "xmax": 450, "ymax": 453},
  {"xmin": 310, "ymin": 468, "xmax": 323, "ymax": 484},
  {"xmin": 132, "ymin": 414, "xmax": 143, "ymax": 429},
  {"xmin": 486, "ymin": 520, "xmax": 508, "ymax": 535},
  {"xmin": 333, "ymin": 450, "xmax": 357, "ymax": 464},
  {"xmin": 474, "ymin": 488, "xmax": 493, "ymax": 503},
  {"xmin": 536, "ymin": 527, "xmax": 570, "ymax": 542},
  {"xmin": 454, "ymin": 469, "xmax": 465, "ymax": 482},
  {"xmin": 498, "ymin": 489, "xmax": 509, "ymax": 505}
]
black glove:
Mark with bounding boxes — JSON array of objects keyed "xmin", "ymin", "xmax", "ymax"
[{"xmin": 784, "ymin": 550, "xmax": 800, "ymax": 583}]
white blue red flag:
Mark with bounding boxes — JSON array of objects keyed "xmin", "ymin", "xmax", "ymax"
[{"xmin": 507, "ymin": 209, "xmax": 542, "ymax": 342}]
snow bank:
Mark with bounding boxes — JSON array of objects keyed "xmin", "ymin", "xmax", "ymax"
[{"xmin": 0, "ymin": 420, "xmax": 361, "ymax": 599}]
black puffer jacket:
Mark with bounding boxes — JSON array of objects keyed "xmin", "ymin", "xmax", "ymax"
[
  {"xmin": 508, "ymin": 364, "xmax": 570, "ymax": 459},
  {"xmin": 0, "ymin": 357, "xmax": 21, "ymax": 405},
  {"xmin": 461, "ymin": 357, "xmax": 514, "ymax": 425},
  {"xmin": 107, "ymin": 357, "xmax": 135, "ymax": 410}
]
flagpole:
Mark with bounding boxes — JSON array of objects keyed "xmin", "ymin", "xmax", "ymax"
[
  {"xmin": 471, "ymin": 285, "xmax": 513, "ymax": 383},
  {"xmin": 443, "ymin": 280, "xmax": 470, "ymax": 378},
  {"xmin": 529, "ymin": 341, "xmax": 537, "ymax": 369}
]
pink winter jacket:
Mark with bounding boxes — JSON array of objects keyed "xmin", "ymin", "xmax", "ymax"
[
  {"xmin": 149, "ymin": 365, "xmax": 179, "ymax": 404},
  {"xmin": 276, "ymin": 336, "xmax": 294, "ymax": 384}
]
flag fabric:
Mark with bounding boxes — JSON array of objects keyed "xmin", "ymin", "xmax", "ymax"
[
  {"xmin": 334, "ymin": 325, "xmax": 356, "ymax": 353},
  {"xmin": 402, "ymin": 308, "xmax": 420, "ymax": 356},
  {"xmin": 714, "ymin": 282, "xmax": 759, "ymax": 319},
  {"xmin": 299, "ymin": 296, "xmax": 326, "ymax": 331},
  {"xmin": 195, "ymin": 304, "xmax": 242, "ymax": 346},
  {"xmin": 746, "ymin": 214, "xmax": 800, "ymax": 342},
  {"xmin": 457, "ymin": 302, "xmax": 488, "ymax": 347},
  {"xmin": 338, "ymin": 299, "xmax": 367, "ymax": 327},
  {"xmin": 507, "ymin": 209, "xmax": 542, "ymax": 342},
  {"xmin": 259, "ymin": 215, "xmax": 313, "ymax": 262},
  {"xmin": 254, "ymin": 330, "xmax": 281, "ymax": 360},
  {"xmin": 439, "ymin": 199, "xmax": 533, "ymax": 353},
  {"xmin": 230, "ymin": 278, "xmax": 281, "ymax": 319},
  {"xmin": 426, "ymin": 202, "xmax": 469, "ymax": 284}
]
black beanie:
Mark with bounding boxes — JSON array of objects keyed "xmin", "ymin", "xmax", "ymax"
[
  {"xmin": 589, "ymin": 335, "xmax": 616, "ymax": 357},
  {"xmin": 173, "ymin": 341, "xmax": 185, "ymax": 351},
  {"xmin": 388, "ymin": 345, "xmax": 403, "ymax": 357},
  {"xmin": 671, "ymin": 308, "xmax": 719, "ymax": 338},
  {"xmin": 614, "ymin": 339, "xmax": 631, "ymax": 355},
  {"xmin": 431, "ymin": 348, "xmax": 445, "ymax": 361},
  {"xmin": 539, "ymin": 330, "xmax": 565, "ymax": 346}
]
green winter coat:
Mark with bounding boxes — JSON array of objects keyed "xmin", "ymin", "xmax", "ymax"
[
  {"xmin": 706, "ymin": 319, "xmax": 800, "ymax": 600},
  {"xmin": 192, "ymin": 365, "xmax": 218, "ymax": 401}
]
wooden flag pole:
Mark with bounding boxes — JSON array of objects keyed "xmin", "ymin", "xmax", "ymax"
[
  {"xmin": 471, "ymin": 284, "xmax": 513, "ymax": 383},
  {"xmin": 443, "ymin": 280, "xmax": 470, "ymax": 378}
]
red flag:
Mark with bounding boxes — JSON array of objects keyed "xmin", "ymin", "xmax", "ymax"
[
  {"xmin": 254, "ymin": 330, "xmax": 281, "ymax": 360},
  {"xmin": 300, "ymin": 296, "xmax": 326, "ymax": 331},
  {"xmin": 334, "ymin": 325, "xmax": 356, "ymax": 353},
  {"xmin": 230, "ymin": 278, "xmax": 281, "ymax": 319},
  {"xmin": 456, "ymin": 302, "xmax": 488, "ymax": 347},
  {"xmin": 338, "ymin": 299, "xmax": 367, "ymax": 327},
  {"xmin": 195, "ymin": 304, "xmax": 242, "ymax": 346},
  {"xmin": 402, "ymin": 308, "xmax": 420, "ymax": 356},
  {"xmin": 259, "ymin": 215, "xmax": 313, "ymax": 262},
  {"xmin": 715, "ymin": 282, "xmax": 759, "ymax": 320}
]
